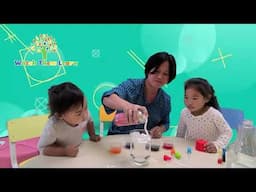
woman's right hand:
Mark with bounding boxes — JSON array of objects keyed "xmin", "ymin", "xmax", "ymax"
[{"xmin": 123, "ymin": 104, "xmax": 148, "ymax": 124}]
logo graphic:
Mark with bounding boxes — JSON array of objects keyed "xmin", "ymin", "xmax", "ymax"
[{"xmin": 15, "ymin": 34, "xmax": 78, "ymax": 87}]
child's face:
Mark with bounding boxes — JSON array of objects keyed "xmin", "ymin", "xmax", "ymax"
[
  {"xmin": 61, "ymin": 100, "xmax": 89, "ymax": 127},
  {"xmin": 184, "ymin": 88, "xmax": 210, "ymax": 114}
]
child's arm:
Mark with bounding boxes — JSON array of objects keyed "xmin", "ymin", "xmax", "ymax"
[
  {"xmin": 43, "ymin": 144, "xmax": 79, "ymax": 157},
  {"xmin": 176, "ymin": 109, "xmax": 187, "ymax": 138},
  {"xmin": 213, "ymin": 112, "xmax": 233, "ymax": 149},
  {"xmin": 87, "ymin": 120, "xmax": 101, "ymax": 142}
]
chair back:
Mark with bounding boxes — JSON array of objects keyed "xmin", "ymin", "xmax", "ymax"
[
  {"xmin": 221, "ymin": 108, "xmax": 244, "ymax": 130},
  {"xmin": 7, "ymin": 114, "xmax": 49, "ymax": 168}
]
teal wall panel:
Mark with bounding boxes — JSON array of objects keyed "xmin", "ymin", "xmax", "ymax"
[{"xmin": 1, "ymin": 24, "xmax": 255, "ymax": 137}]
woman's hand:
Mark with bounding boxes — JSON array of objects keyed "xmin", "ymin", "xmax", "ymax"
[
  {"xmin": 150, "ymin": 126, "xmax": 165, "ymax": 138},
  {"xmin": 123, "ymin": 104, "xmax": 148, "ymax": 124}
]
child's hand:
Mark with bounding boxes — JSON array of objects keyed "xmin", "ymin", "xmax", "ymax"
[
  {"xmin": 205, "ymin": 142, "xmax": 217, "ymax": 153},
  {"xmin": 65, "ymin": 145, "xmax": 79, "ymax": 157},
  {"xmin": 89, "ymin": 134, "xmax": 101, "ymax": 142}
]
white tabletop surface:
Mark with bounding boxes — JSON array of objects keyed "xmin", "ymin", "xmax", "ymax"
[{"xmin": 22, "ymin": 135, "xmax": 225, "ymax": 168}]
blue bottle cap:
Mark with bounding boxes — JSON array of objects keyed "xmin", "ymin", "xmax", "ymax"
[{"xmin": 186, "ymin": 146, "xmax": 192, "ymax": 154}]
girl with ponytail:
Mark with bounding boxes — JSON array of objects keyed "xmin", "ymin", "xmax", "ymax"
[{"xmin": 176, "ymin": 77, "xmax": 232, "ymax": 153}]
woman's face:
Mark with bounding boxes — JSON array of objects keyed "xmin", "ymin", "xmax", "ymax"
[{"xmin": 147, "ymin": 61, "xmax": 169, "ymax": 89}]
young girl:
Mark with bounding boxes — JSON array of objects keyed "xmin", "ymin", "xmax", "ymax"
[
  {"xmin": 38, "ymin": 82, "xmax": 100, "ymax": 157},
  {"xmin": 176, "ymin": 78, "xmax": 232, "ymax": 153}
]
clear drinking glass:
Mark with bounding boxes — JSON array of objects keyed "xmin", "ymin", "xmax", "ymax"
[{"xmin": 129, "ymin": 129, "xmax": 151, "ymax": 166}]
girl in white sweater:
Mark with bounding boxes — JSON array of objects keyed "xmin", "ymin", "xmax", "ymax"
[{"xmin": 176, "ymin": 78, "xmax": 232, "ymax": 153}]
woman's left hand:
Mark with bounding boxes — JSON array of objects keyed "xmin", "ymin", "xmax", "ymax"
[{"xmin": 150, "ymin": 126, "xmax": 165, "ymax": 138}]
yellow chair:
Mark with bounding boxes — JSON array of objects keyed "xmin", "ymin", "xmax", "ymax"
[
  {"xmin": 7, "ymin": 114, "xmax": 49, "ymax": 168},
  {"xmin": 99, "ymin": 105, "xmax": 116, "ymax": 137}
]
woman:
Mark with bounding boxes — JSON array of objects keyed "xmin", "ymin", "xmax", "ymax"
[{"xmin": 101, "ymin": 52, "xmax": 176, "ymax": 138}]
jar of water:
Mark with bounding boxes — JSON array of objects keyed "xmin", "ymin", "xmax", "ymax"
[
  {"xmin": 227, "ymin": 120, "xmax": 256, "ymax": 168},
  {"xmin": 129, "ymin": 129, "xmax": 151, "ymax": 166}
]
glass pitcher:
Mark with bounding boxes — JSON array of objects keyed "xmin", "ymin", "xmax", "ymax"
[{"xmin": 227, "ymin": 120, "xmax": 256, "ymax": 168}]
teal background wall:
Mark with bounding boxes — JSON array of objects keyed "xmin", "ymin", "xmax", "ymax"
[{"xmin": 1, "ymin": 24, "xmax": 255, "ymax": 137}]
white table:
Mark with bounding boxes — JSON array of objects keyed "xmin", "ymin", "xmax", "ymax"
[{"xmin": 22, "ymin": 135, "xmax": 225, "ymax": 168}]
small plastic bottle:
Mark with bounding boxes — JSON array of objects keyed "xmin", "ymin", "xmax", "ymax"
[{"xmin": 114, "ymin": 110, "xmax": 146, "ymax": 126}]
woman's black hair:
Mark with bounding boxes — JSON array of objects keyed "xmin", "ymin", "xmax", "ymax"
[
  {"xmin": 48, "ymin": 82, "xmax": 84, "ymax": 116},
  {"xmin": 144, "ymin": 52, "xmax": 176, "ymax": 84},
  {"xmin": 185, "ymin": 78, "xmax": 220, "ymax": 110}
]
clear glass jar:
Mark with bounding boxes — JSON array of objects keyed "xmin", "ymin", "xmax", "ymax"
[
  {"xmin": 129, "ymin": 129, "xmax": 151, "ymax": 166},
  {"xmin": 229, "ymin": 120, "xmax": 256, "ymax": 167}
]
